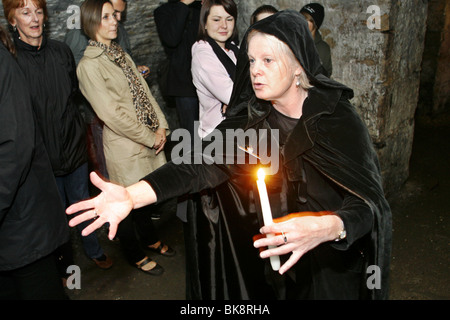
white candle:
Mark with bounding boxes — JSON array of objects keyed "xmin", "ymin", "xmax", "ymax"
[{"xmin": 256, "ymin": 168, "xmax": 280, "ymax": 271}]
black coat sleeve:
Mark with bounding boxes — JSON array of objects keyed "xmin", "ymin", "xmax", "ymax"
[
  {"xmin": 335, "ymin": 192, "xmax": 373, "ymax": 249},
  {"xmin": 142, "ymin": 161, "xmax": 230, "ymax": 204},
  {"xmin": 141, "ymin": 113, "xmax": 250, "ymax": 203},
  {"xmin": 0, "ymin": 48, "xmax": 34, "ymax": 222}
]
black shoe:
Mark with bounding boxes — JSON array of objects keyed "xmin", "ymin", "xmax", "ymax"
[
  {"xmin": 148, "ymin": 242, "xmax": 176, "ymax": 257},
  {"xmin": 136, "ymin": 257, "xmax": 164, "ymax": 276}
]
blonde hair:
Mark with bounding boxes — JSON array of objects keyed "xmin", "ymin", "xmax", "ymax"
[{"xmin": 247, "ymin": 30, "xmax": 313, "ymax": 90}]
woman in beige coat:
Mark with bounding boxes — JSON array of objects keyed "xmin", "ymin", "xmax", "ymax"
[{"xmin": 77, "ymin": 0, "xmax": 174, "ymax": 275}]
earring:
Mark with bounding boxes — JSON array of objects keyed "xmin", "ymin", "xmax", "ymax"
[
  {"xmin": 296, "ymin": 75, "xmax": 301, "ymax": 88},
  {"xmin": 12, "ymin": 25, "xmax": 17, "ymax": 32}
]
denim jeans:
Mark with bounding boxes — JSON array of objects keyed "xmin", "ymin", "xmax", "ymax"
[{"xmin": 55, "ymin": 163, "xmax": 104, "ymax": 260}]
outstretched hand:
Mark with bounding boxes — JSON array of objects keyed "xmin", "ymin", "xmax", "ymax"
[{"xmin": 66, "ymin": 171, "xmax": 134, "ymax": 240}]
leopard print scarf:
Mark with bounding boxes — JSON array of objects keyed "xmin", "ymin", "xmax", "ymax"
[{"xmin": 88, "ymin": 40, "xmax": 159, "ymax": 131}]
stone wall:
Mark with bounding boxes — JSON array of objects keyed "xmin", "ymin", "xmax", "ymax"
[
  {"xmin": 418, "ymin": 0, "xmax": 450, "ymax": 116},
  {"xmin": 378, "ymin": 0, "xmax": 428, "ymax": 193},
  {"xmin": 0, "ymin": 0, "xmax": 429, "ymax": 194},
  {"xmin": 433, "ymin": 0, "xmax": 450, "ymax": 114}
]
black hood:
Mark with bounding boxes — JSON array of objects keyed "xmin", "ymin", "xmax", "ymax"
[{"xmin": 227, "ymin": 10, "xmax": 353, "ymax": 116}]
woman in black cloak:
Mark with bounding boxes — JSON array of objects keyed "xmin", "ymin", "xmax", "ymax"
[{"xmin": 67, "ymin": 10, "xmax": 392, "ymax": 300}]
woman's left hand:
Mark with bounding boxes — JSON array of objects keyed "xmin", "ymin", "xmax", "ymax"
[
  {"xmin": 253, "ymin": 212, "xmax": 344, "ymax": 275},
  {"xmin": 153, "ymin": 128, "xmax": 167, "ymax": 154}
]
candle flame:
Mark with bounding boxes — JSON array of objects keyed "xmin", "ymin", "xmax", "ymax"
[{"xmin": 257, "ymin": 168, "xmax": 266, "ymax": 181}]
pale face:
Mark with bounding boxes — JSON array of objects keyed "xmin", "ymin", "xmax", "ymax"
[
  {"xmin": 95, "ymin": 2, "xmax": 118, "ymax": 45},
  {"xmin": 255, "ymin": 12, "xmax": 273, "ymax": 22},
  {"xmin": 205, "ymin": 5, "xmax": 235, "ymax": 48},
  {"xmin": 110, "ymin": 0, "xmax": 126, "ymax": 22},
  {"xmin": 11, "ymin": 0, "xmax": 45, "ymax": 47},
  {"xmin": 248, "ymin": 33, "xmax": 300, "ymax": 104},
  {"xmin": 302, "ymin": 13, "xmax": 316, "ymax": 36}
]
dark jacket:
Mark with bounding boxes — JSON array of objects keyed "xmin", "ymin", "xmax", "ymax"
[
  {"xmin": 154, "ymin": 0, "xmax": 201, "ymax": 97},
  {"xmin": 0, "ymin": 44, "xmax": 69, "ymax": 271},
  {"xmin": 13, "ymin": 34, "xmax": 87, "ymax": 176},
  {"xmin": 143, "ymin": 10, "xmax": 391, "ymax": 300},
  {"xmin": 315, "ymin": 31, "xmax": 332, "ymax": 77}
]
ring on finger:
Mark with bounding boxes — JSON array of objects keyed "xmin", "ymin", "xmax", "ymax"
[
  {"xmin": 93, "ymin": 209, "xmax": 98, "ymax": 218},
  {"xmin": 281, "ymin": 231, "xmax": 287, "ymax": 244}
]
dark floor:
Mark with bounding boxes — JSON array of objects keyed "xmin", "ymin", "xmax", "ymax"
[
  {"xmin": 388, "ymin": 113, "xmax": 449, "ymax": 300},
  {"xmin": 65, "ymin": 113, "xmax": 450, "ymax": 301},
  {"xmin": 66, "ymin": 199, "xmax": 186, "ymax": 300}
]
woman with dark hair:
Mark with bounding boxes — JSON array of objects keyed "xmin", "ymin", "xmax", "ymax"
[
  {"xmin": 250, "ymin": 4, "xmax": 278, "ymax": 25},
  {"xmin": 192, "ymin": 0, "xmax": 239, "ymax": 138},
  {"xmin": 2, "ymin": 0, "xmax": 112, "ymax": 275},
  {"xmin": 68, "ymin": 10, "xmax": 392, "ymax": 300},
  {"xmin": 77, "ymin": 0, "xmax": 174, "ymax": 276},
  {"xmin": 0, "ymin": 24, "xmax": 68, "ymax": 299}
]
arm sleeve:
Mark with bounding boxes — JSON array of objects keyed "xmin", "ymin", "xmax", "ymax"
[
  {"xmin": 192, "ymin": 44, "xmax": 234, "ymax": 105},
  {"xmin": 0, "ymin": 54, "xmax": 34, "ymax": 221},
  {"xmin": 313, "ymin": 98, "xmax": 382, "ymax": 250},
  {"xmin": 142, "ymin": 161, "xmax": 231, "ymax": 204},
  {"xmin": 334, "ymin": 192, "xmax": 373, "ymax": 250}
]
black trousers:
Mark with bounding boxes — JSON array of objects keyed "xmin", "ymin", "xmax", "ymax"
[
  {"xmin": 117, "ymin": 205, "xmax": 159, "ymax": 264},
  {"xmin": 0, "ymin": 253, "xmax": 67, "ymax": 300}
]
